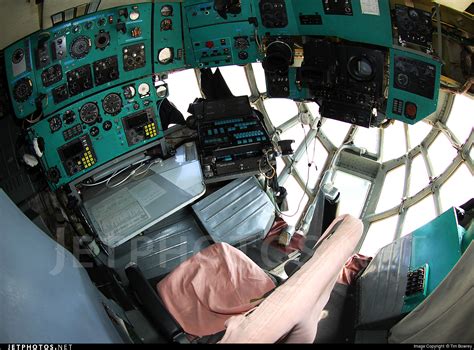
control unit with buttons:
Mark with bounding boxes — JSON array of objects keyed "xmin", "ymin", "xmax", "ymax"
[{"xmin": 28, "ymin": 76, "xmax": 165, "ymax": 190}]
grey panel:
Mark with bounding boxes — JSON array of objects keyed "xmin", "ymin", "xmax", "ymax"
[
  {"xmin": 0, "ymin": 190, "xmax": 122, "ymax": 343},
  {"xmin": 356, "ymin": 235, "xmax": 412, "ymax": 328},
  {"xmin": 108, "ymin": 208, "xmax": 210, "ymax": 283},
  {"xmin": 192, "ymin": 177, "xmax": 275, "ymax": 246}
]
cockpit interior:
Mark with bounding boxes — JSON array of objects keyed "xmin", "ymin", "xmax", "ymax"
[{"xmin": 0, "ymin": 0, "xmax": 473, "ymax": 344}]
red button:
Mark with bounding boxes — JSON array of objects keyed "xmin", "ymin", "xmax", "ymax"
[
  {"xmin": 405, "ymin": 102, "xmax": 417, "ymax": 119},
  {"xmin": 205, "ymin": 41, "xmax": 214, "ymax": 49}
]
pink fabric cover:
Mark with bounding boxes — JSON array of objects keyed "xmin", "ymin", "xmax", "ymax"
[
  {"xmin": 156, "ymin": 242, "xmax": 276, "ymax": 337},
  {"xmin": 219, "ymin": 214, "xmax": 363, "ymax": 343},
  {"xmin": 337, "ymin": 253, "xmax": 372, "ymax": 286}
]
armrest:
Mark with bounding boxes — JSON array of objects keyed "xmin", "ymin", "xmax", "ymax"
[{"xmin": 125, "ymin": 264, "xmax": 183, "ymax": 342}]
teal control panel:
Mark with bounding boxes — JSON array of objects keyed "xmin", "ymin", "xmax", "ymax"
[
  {"xmin": 153, "ymin": 2, "xmax": 186, "ymax": 73},
  {"xmin": 28, "ymin": 76, "xmax": 164, "ymax": 190},
  {"xmin": 5, "ymin": 3, "xmax": 153, "ymax": 119},
  {"xmin": 3, "ymin": 1, "xmax": 445, "ymax": 189},
  {"xmin": 387, "ymin": 48, "xmax": 442, "ymax": 124},
  {"xmin": 183, "ymin": 0, "xmax": 261, "ymax": 68}
]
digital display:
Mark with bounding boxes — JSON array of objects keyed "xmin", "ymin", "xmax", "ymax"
[
  {"xmin": 125, "ymin": 112, "xmax": 149, "ymax": 129},
  {"xmin": 60, "ymin": 139, "xmax": 83, "ymax": 159}
]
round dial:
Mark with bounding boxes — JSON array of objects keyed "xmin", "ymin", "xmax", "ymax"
[
  {"xmin": 79, "ymin": 102, "xmax": 99, "ymax": 124},
  {"xmin": 160, "ymin": 5, "xmax": 173, "ymax": 17},
  {"xmin": 158, "ymin": 48, "xmax": 173, "ymax": 64},
  {"xmin": 63, "ymin": 110, "xmax": 76, "ymax": 124},
  {"xmin": 49, "ymin": 115, "xmax": 62, "ymax": 132},
  {"xmin": 129, "ymin": 10, "xmax": 140, "ymax": 21},
  {"xmin": 138, "ymin": 83, "xmax": 150, "ymax": 96},
  {"xmin": 12, "ymin": 48, "xmax": 24, "ymax": 64},
  {"xmin": 234, "ymin": 37, "xmax": 249, "ymax": 50},
  {"xmin": 160, "ymin": 19, "xmax": 172, "ymax": 31},
  {"xmin": 13, "ymin": 77, "xmax": 33, "ymax": 102},
  {"xmin": 102, "ymin": 93, "xmax": 123, "ymax": 115},
  {"xmin": 70, "ymin": 35, "xmax": 91, "ymax": 59},
  {"xmin": 347, "ymin": 56, "xmax": 375, "ymax": 82},
  {"xmin": 123, "ymin": 85, "xmax": 136, "ymax": 99}
]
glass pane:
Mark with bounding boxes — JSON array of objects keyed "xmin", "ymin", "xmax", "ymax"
[
  {"xmin": 401, "ymin": 195, "xmax": 437, "ymax": 236},
  {"xmin": 305, "ymin": 101, "xmax": 320, "ymax": 120},
  {"xmin": 376, "ymin": 165, "xmax": 406, "ymax": 213},
  {"xmin": 295, "ymin": 137, "xmax": 328, "ymax": 190},
  {"xmin": 263, "ymin": 98, "xmax": 298, "ymax": 127},
  {"xmin": 427, "ymin": 133, "xmax": 458, "ymax": 178},
  {"xmin": 276, "ymin": 156, "xmax": 287, "ymax": 176},
  {"xmin": 439, "ymin": 164, "xmax": 474, "ymax": 212},
  {"xmin": 167, "ymin": 69, "xmax": 201, "ymax": 117},
  {"xmin": 320, "ymin": 118, "xmax": 351, "ymax": 147},
  {"xmin": 408, "ymin": 155, "xmax": 429, "ymax": 197},
  {"xmin": 382, "ymin": 121, "xmax": 406, "ymax": 161},
  {"xmin": 280, "ymin": 122, "xmax": 306, "ymax": 150},
  {"xmin": 333, "ymin": 171, "xmax": 372, "ymax": 218},
  {"xmin": 446, "ymin": 94, "xmax": 474, "ymax": 144},
  {"xmin": 219, "ymin": 65, "xmax": 251, "ymax": 96},
  {"xmin": 353, "ymin": 126, "xmax": 379, "ymax": 154},
  {"xmin": 280, "ymin": 175, "xmax": 309, "ymax": 227},
  {"xmin": 408, "ymin": 120, "xmax": 432, "ymax": 149},
  {"xmin": 359, "ymin": 215, "xmax": 398, "ymax": 257},
  {"xmin": 251, "ymin": 62, "xmax": 267, "ymax": 94}
]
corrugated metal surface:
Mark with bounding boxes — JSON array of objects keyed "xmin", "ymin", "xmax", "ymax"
[
  {"xmin": 193, "ymin": 177, "xmax": 275, "ymax": 246},
  {"xmin": 356, "ymin": 235, "xmax": 412, "ymax": 328}
]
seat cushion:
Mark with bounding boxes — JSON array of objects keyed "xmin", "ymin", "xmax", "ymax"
[{"xmin": 156, "ymin": 242, "xmax": 276, "ymax": 337}]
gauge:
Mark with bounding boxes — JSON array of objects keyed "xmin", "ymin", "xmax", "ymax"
[
  {"xmin": 13, "ymin": 77, "xmax": 33, "ymax": 102},
  {"xmin": 396, "ymin": 73, "xmax": 409, "ymax": 87},
  {"xmin": 48, "ymin": 115, "xmax": 62, "ymax": 132},
  {"xmin": 90, "ymin": 126, "xmax": 100, "ymax": 137},
  {"xmin": 156, "ymin": 85, "xmax": 168, "ymax": 98},
  {"xmin": 63, "ymin": 110, "xmax": 76, "ymax": 124},
  {"xmin": 102, "ymin": 93, "xmax": 123, "ymax": 115},
  {"xmin": 12, "ymin": 48, "xmax": 24, "ymax": 64},
  {"xmin": 234, "ymin": 37, "xmax": 249, "ymax": 50},
  {"xmin": 160, "ymin": 5, "xmax": 173, "ymax": 17},
  {"xmin": 347, "ymin": 56, "xmax": 375, "ymax": 82},
  {"xmin": 123, "ymin": 85, "xmax": 136, "ymax": 99},
  {"xmin": 79, "ymin": 102, "xmax": 99, "ymax": 124},
  {"xmin": 129, "ymin": 9, "xmax": 140, "ymax": 21},
  {"xmin": 70, "ymin": 35, "xmax": 91, "ymax": 59},
  {"xmin": 158, "ymin": 47, "xmax": 173, "ymax": 64},
  {"xmin": 138, "ymin": 83, "xmax": 150, "ymax": 97},
  {"xmin": 160, "ymin": 19, "xmax": 172, "ymax": 31}
]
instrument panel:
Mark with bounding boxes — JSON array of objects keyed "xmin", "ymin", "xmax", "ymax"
[
  {"xmin": 28, "ymin": 76, "xmax": 165, "ymax": 189},
  {"xmin": 3, "ymin": 1, "xmax": 445, "ymax": 189},
  {"xmin": 5, "ymin": 3, "xmax": 153, "ymax": 119}
]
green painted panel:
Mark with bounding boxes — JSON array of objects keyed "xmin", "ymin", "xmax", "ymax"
[
  {"xmin": 291, "ymin": 0, "xmax": 393, "ymax": 47},
  {"xmin": 153, "ymin": 2, "xmax": 186, "ymax": 73},
  {"xmin": 28, "ymin": 76, "xmax": 164, "ymax": 190},
  {"xmin": 5, "ymin": 3, "xmax": 153, "ymax": 119},
  {"xmin": 387, "ymin": 48, "xmax": 442, "ymax": 124},
  {"xmin": 402, "ymin": 208, "xmax": 461, "ymax": 312}
]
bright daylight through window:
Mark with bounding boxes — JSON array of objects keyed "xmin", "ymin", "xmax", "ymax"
[{"xmin": 166, "ymin": 68, "xmax": 474, "ymax": 257}]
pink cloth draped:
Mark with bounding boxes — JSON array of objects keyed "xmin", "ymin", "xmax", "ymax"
[
  {"xmin": 156, "ymin": 242, "xmax": 276, "ymax": 337},
  {"xmin": 337, "ymin": 253, "xmax": 372, "ymax": 285},
  {"xmin": 219, "ymin": 214, "xmax": 363, "ymax": 343}
]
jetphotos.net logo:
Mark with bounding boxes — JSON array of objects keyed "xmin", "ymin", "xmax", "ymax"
[{"xmin": 7, "ymin": 345, "xmax": 72, "ymax": 350}]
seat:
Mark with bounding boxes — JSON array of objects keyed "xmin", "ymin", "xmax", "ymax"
[{"xmin": 126, "ymin": 214, "xmax": 363, "ymax": 343}]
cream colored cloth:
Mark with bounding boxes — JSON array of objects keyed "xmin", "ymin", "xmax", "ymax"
[
  {"xmin": 156, "ymin": 242, "xmax": 276, "ymax": 337},
  {"xmin": 219, "ymin": 214, "xmax": 363, "ymax": 343}
]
